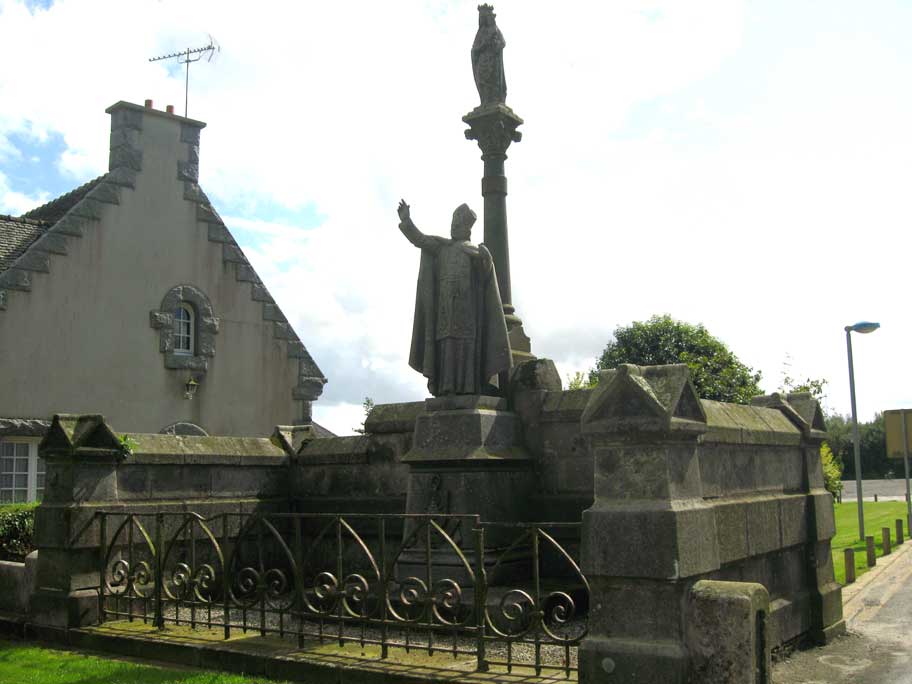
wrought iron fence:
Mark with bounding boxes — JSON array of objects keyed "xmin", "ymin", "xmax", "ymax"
[{"xmin": 85, "ymin": 511, "xmax": 587, "ymax": 677}]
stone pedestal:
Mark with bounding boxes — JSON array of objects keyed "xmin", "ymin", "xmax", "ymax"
[{"xmin": 401, "ymin": 395, "xmax": 535, "ymax": 583}]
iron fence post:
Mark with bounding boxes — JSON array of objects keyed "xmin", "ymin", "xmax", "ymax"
[
  {"xmin": 532, "ymin": 526, "xmax": 542, "ymax": 676},
  {"xmin": 97, "ymin": 512, "xmax": 105, "ymax": 625},
  {"xmin": 337, "ymin": 516, "xmax": 344, "ymax": 647},
  {"xmin": 222, "ymin": 514, "xmax": 230, "ymax": 639},
  {"xmin": 474, "ymin": 525, "xmax": 488, "ymax": 672},
  {"xmin": 154, "ymin": 513, "xmax": 164, "ymax": 630},
  {"xmin": 293, "ymin": 515, "xmax": 305, "ymax": 649},
  {"xmin": 379, "ymin": 517, "xmax": 389, "ymax": 659}
]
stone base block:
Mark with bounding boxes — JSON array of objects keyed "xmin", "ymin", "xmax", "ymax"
[
  {"xmin": 579, "ymin": 636, "xmax": 688, "ymax": 684},
  {"xmin": 395, "ymin": 545, "xmax": 532, "ymax": 587},
  {"xmin": 582, "ymin": 503, "xmax": 720, "ymax": 579},
  {"xmin": 814, "ymin": 619, "xmax": 846, "ymax": 644},
  {"xmin": 686, "ymin": 580, "xmax": 770, "ymax": 684},
  {"xmin": 404, "ymin": 396, "xmax": 530, "ymax": 463},
  {"xmin": 29, "ymin": 588, "xmax": 98, "ymax": 629}
]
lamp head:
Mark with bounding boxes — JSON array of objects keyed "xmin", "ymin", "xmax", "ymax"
[
  {"xmin": 846, "ymin": 321, "xmax": 880, "ymax": 334},
  {"xmin": 184, "ymin": 376, "xmax": 200, "ymax": 400}
]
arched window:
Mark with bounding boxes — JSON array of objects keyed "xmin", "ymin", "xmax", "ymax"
[{"xmin": 173, "ymin": 304, "xmax": 194, "ymax": 355}]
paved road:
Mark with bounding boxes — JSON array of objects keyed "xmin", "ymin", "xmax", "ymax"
[
  {"xmin": 773, "ymin": 537, "xmax": 912, "ymax": 683},
  {"xmin": 841, "ymin": 478, "xmax": 912, "ymax": 502}
]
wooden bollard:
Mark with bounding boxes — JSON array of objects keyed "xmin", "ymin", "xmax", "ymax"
[
  {"xmin": 882, "ymin": 527, "xmax": 892, "ymax": 555},
  {"xmin": 874, "ymin": 493, "xmax": 879, "ymax": 502},
  {"xmin": 897, "ymin": 519, "xmax": 905, "ymax": 546},
  {"xmin": 866, "ymin": 536, "xmax": 877, "ymax": 567},
  {"xmin": 844, "ymin": 548, "xmax": 856, "ymax": 584}
]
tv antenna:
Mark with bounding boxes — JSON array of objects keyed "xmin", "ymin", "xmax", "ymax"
[{"xmin": 149, "ymin": 37, "xmax": 219, "ymax": 117}]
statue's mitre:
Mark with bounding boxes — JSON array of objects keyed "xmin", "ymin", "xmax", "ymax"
[
  {"xmin": 452, "ymin": 203, "xmax": 477, "ymax": 227},
  {"xmin": 478, "ymin": 4, "xmax": 495, "ymax": 14}
]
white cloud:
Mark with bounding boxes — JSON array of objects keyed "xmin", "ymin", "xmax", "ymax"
[
  {"xmin": 2, "ymin": 0, "xmax": 909, "ymax": 430},
  {"xmin": 0, "ymin": 170, "xmax": 48, "ymax": 214}
]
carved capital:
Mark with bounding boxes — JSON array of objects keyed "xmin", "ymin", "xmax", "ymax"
[{"xmin": 463, "ymin": 104, "xmax": 523, "ymax": 156}]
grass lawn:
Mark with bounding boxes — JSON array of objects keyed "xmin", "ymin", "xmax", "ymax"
[
  {"xmin": 0, "ymin": 640, "xmax": 289, "ymax": 684},
  {"xmin": 831, "ymin": 501, "xmax": 909, "ymax": 585}
]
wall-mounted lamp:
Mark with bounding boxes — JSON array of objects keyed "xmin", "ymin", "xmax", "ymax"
[{"xmin": 184, "ymin": 376, "xmax": 200, "ymax": 400}]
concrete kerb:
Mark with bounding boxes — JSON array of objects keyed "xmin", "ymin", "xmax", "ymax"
[{"xmin": 842, "ymin": 531, "xmax": 912, "ymax": 620}]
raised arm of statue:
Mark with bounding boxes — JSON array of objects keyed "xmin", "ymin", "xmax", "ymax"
[{"xmin": 398, "ymin": 199, "xmax": 442, "ymax": 252}]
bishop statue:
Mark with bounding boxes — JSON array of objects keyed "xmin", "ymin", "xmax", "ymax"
[{"xmin": 397, "ymin": 200, "xmax": 512, "ymax": 396}]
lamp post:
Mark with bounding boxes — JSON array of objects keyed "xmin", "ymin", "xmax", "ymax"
[{"xmin": 845, "ymin": 320, "xmax": 880, "ymax": 540}]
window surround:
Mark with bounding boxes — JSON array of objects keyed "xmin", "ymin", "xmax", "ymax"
[{"xmin": 149, "ymin": 284, "xmax": 219, "ymax": 372}]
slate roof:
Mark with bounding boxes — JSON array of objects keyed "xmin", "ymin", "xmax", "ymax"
[
  {"xmin": 0, "ymin": 416, "xmax": 336, "ymax": 439},
  {"xmin": 22, "ymin": 175, "xmax": 106, "ymax": 224},
  {"xmin": 0, "ymin": 215, "xmax": 50, "ymax": 273}
]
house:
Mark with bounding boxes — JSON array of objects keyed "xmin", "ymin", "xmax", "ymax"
[{"xmin": 0, "ymin": 100, "xmax": 329, "ymax": 502}]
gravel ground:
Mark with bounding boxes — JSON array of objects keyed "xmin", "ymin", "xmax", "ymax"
[{"xmin": 103, "ymin": 592, "xmax": 585, "ymax": 674}]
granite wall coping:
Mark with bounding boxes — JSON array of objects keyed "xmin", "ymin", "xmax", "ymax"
[
  {"xmin": 540, "ymin": 389, "xmax": 593, "ymax": 423},
  {"xmin": 702, "ymin": 401, "xmax": 802, "ymax": 446},
  {"xmin": 124, "ymin": 433, "xmax": 286, "ymax": 459}
]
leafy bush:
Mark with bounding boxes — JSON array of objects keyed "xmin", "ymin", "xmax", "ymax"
[
  {"xmin": 0, "ymin": 503, "xmax": 37, "ymax": 561},
  {"xmin": 821, "ymin": 442, "xmax": 844, "ymax": 499}
]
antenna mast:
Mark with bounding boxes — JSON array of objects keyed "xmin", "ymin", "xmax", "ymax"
[{"xmin": 149, "ymin": 39, "xmax": 219, "ymax": 117}]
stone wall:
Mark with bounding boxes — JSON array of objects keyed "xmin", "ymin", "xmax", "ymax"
[
  {"xmin": 0, "ymin": 552, "xmax": 36, "ymax": 614},
  {"xmin": 339, "ymin": 363, "xmax": 840, "ymax": 679},
  {"xmin": 29, "ymin": 414, "xmax": 293, "ymax": 628},
  {"xmin": 24, "ymin": 362, "xmax": 841, "ymax": 683},
  {"xmin": 288, "ymin": 402, "xmax": 421, "ymax": 516},
  {"xmin": 576, "ymin": 364, "xmax": 841, "ymax": 683}
]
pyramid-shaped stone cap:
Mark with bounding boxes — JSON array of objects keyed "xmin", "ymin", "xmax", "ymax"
[
  {"xmin": 271, "ymin": 424, "xmax": 316, "ymax": 456},
  {"xmin": 750, "ymin": 392, "xmax": 827, "ymax": 441},
  {"xmin": 39, "ymin": 413, "xmax": 126, "ymax": 457},
  {"xmin": 581, "ymin": 363, "xmax": 706, "ymax": 434}
]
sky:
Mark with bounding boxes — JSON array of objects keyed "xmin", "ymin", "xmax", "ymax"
[{"xmin": 1, "ymin": 0, "xmax": 910, "ymax": 435}]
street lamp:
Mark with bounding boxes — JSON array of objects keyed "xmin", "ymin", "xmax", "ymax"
[{"xmin": 845, "ymin": 320, "xmax": 880, "ymax": 540}]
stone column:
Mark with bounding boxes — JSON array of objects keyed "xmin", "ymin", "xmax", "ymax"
[
  {"xmin": 463, "ymin": 104, "xmax": 533, "ymax": 363},
  {"xmin": 578, "ymin": 364, "xmax": 719, "ymax": 683}
]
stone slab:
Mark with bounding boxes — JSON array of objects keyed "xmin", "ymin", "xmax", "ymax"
[{"xmin": 425, "ymin": 395, "xmax": 507, "ymax": 411}]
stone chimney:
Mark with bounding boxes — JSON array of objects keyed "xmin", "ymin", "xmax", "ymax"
[{"xmin": 104, "ymin": 100, "xmax": 206, "ymax": 188}]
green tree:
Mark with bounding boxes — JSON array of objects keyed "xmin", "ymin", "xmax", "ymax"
[
  {"xmin": 353, "ymin": 396, "xmax": 375, "ymax": 434},
  {"xmin": 824, "ymin": 413, "xmax": 851, "ymax": 473},
  {"xmin": 566, "ymin": 371, "xmax": 596, "ymax": 391},
  {"xmin": 839, "ymin": 413, "xmax": 890, "ymax": 479},
  {"xmin": 820, "ymin": 443, "xmax": 844, "ymax": 498},
  {"xmin": 589, "ymin": 315, "xmax": 762, "ymax": 404}
]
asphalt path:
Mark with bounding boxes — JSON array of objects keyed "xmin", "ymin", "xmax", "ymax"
[
  {"xmin": 773, "ymin": 535, "xmax": 912, "ymax": 683},
  {"xmin": 841, "ymin": 478, "xmax": 912, "ymax": 502}
]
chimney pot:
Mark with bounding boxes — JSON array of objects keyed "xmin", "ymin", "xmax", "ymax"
[
  {"xmin": 144, "ymin": 99, "xmax": 153, "ymax": 108},
  {"xmin": 166, "ymin": 105, "xmax": 174, "ymax": 114}
]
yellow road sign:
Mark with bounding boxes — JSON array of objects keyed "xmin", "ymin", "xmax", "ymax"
[{"xmin": 884, "ymin": 409, "xmax": 912, "ymax": 459}]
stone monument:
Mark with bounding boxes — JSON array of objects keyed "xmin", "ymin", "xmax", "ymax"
[{"xmin": 395, "ymin": 8, "xmax": 539, "ymax": 566}]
